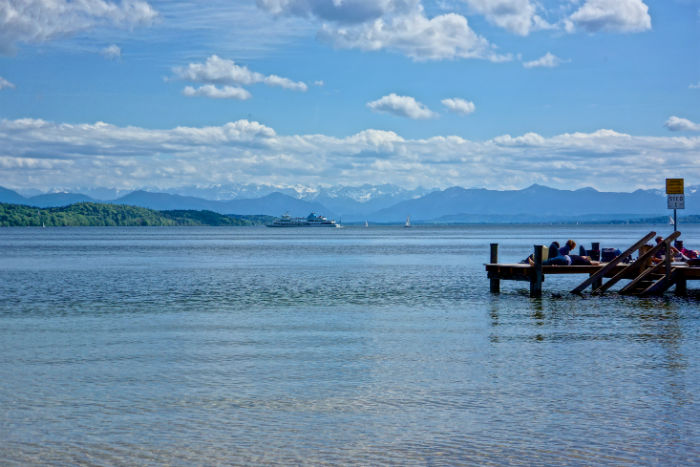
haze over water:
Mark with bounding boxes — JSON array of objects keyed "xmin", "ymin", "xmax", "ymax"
[{"xmin": 1, "ymin": 224, "xmax": 698, "ymax": 465}]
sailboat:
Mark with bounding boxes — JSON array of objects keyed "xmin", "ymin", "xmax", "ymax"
[
  {"xmin": 404, "ymin": 215, "xmax": 411, "ymax": 228},
  {"xmin": 364, "ymin": 220, "xmax": 369, "ymax": 227},
  {"xmin": 669, "ymin": 216, "xmax": 675, "ymax": 226}
]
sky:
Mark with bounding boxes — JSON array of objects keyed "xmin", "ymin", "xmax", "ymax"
[{"xmin": 0, "ymin": 0, "xmax": 699, "ymax": 193}]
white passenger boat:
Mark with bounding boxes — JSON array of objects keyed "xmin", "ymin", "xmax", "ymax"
[{"xmin": 267, "ymin": 212, "xmax": 340, "ymax": 228}]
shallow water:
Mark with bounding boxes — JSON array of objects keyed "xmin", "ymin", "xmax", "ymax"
[{"xmin": 1, "ymin": 224, "xmax": 698, "ymax": 465}]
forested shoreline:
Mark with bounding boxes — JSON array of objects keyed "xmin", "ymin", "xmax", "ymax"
[{"xmin": 0, "ymin": 202, "xmax": 274, "ymax": 227}]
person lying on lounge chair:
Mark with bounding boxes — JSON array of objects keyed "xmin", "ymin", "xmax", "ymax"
[{"xmin": 674, "ymin": 240, "xmax": 698, "ymax": 260}]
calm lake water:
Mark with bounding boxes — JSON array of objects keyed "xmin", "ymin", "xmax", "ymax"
[{"xmin": 1, "ymin": 224, "xmax": 698, "ymax": 465}]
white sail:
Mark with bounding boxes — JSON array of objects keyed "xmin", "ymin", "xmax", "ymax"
[{"xmin": 405, "ymin": 215, "xmax": 411, "ymax": 227}]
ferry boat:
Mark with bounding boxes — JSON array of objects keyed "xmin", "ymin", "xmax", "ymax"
[{"xmin": 267, "ymin": 212, "xmax": 340, "ymax": 228}]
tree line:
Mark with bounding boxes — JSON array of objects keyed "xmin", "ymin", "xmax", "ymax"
[{"xmin": 0, "ymin": 202, "xmax": 274, "ymax": 227}]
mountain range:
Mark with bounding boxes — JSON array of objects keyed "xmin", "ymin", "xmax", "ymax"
[{"xmin": 1, "ymin": 184, "xmax": 697, "ymax": 223}]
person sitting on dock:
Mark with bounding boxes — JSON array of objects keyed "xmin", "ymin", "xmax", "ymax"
[
  {"xmin": 653, "ymin": 236, "xmax": 683, "ymax": 263},
  {"xmin": 674, "ymin": 240, "xmax": 698, "ymax": 260},
  {"xmin": 544, "ymin": 239, "xmax": 577, "ymax": 265},
  {"xmin": 559, "ymin": 239, "xmax": 576, "ymax": 256},
  {"xmin": 529, "ymin": 240, "xmax": 578, "ymax": 266},
  {"xmin": 521, "ymin": 241, "xmax": 559, "ymax": 264}
]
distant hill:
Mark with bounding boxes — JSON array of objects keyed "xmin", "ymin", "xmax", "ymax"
[
  {"xmin": 0, "ymin": 187, "xmax": 28, "ymax": 205},
  {"xmin": 0, "ymin": 202, "xmax": 273, "ymax": 227},
  {"xmin": 113, "ymin": 190, "xmax": 332, "ymax": 217},
  {"xmin": 367, "ymin": 184, "xmax": 699, "ymax": 223},
  {"xmin": 1, "ymin": 184, "xmax": 698, "ymax": 223},
  {"xmin": 0, "ymin": 188, "xmax": 97, "ymax": 208}
]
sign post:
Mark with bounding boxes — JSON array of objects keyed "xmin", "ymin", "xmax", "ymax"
[{"xmin": 666, "ymin": 178, "xmax": 684, "ymax": 233}]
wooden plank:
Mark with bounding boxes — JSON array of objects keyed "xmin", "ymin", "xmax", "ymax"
[
  {"xmin": 600, "ymin": 232, "xmax": 680, "ymax": 294},
  {"xmin": 619, "ymin": 264, "xmax": 662, "ymax": 294},
  {"xmin": 570, "ymin": 231, "xmax": 657, "ymax": 294}
]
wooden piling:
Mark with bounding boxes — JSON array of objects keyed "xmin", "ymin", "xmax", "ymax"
[
  {"xmin": 490, "ymin": 243, "xmax": 500, "ymax": 293},
  {"xmin": 676, "ymin": 275, "xmax": 687, "ymax": 296},
  {"xmin": 530, "ymin": 245, "xmax": 544, "ymax": 298},
  {"xmin": 665, "ymin": 239, "xmax": 672, "ymax": 278}
]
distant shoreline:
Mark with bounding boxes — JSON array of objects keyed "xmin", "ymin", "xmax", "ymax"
[{"xmin": 2, "ymin": 201, "xmax": 698, "ymax": 228}]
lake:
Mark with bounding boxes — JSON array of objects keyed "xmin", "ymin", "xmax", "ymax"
[{"xmin": 1, "ymin": 224, "xmax": 698, "ymax": 465}]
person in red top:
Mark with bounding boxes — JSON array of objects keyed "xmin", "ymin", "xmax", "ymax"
[{"xmin": 674, "ymin": 240, "xmax": 698, "ymax": 260}]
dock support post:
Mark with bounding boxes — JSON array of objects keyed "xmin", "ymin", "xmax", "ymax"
[
  {"xmin": 530, "ymin": 245, "xmax": 544, "ymax": 298},
  {"xmin": 589, "ymin": 242, "xmax": 602, "ymax": 289},
  {"xmin": 675, "ymin": 275, "xmax": 687, "ymax": 296},
  {"xmin": 489, "ymin": 243, "xmax": 500, "ymax": 293}
]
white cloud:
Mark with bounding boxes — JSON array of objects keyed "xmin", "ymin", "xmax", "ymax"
[
  {"xmin": 689, "ymin": 82, "xmax": 700, "ymax": 90},
  {"xmin": 523, "ymin": 52, "xmax": 567, "ymax": 68},
  {"xmin": 367, "ymin": 94, "xmax": 437, "ymax": 119},
  {"xmin": 321, "ymin": 11, "xmax": 511, "ymax": 62},
  {"xmin": 462, "ymin": 0, "xmax": 553, "ymax": 36},
  {"xmin": 183, "ymin": 85, "xmax": 252, "ymax": 100},
  {"xmin": 263, "ymin": 74, "xmax": 308, "ymax": 91},
  {"xmin": 0, "ymin": 0, "xmax": 157, "ymax": 54},
  {"xmin": 2, "ymin": 118, "xmax": 699, "ymax": 192},
  {"xmin": 441, "ymin": 98, "xmax": 475, "ymax": 115},
  {"xmin": 174, "ymin": 55, "xmax": 307, "ymax": 92},
  {"xmin": 100, "ymin": 44, "xmax": 121, "ymax": 59},
  {"xmin": 256, "ymin": 0, "xmax": 417, "ymax": 24},
  {"xmin": 568, "ymin": 0, "xmax": 651, "ymax": 33},
  {"xmin": 0, "ymin": 76, "xmax": 15, "ymax": 90},
  {"xmin": 258, "ymin": 0, "xmax": 509, "ymax": 62},
  {"xmin": 665, "ymin": 116, "xmax": 700, "ymax": 132},
  {"xmin": 314, "ymin": 80, "xmax": 324, "ymax": 86}
]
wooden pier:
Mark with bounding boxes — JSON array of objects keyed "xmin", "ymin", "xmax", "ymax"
[{"xmin": 486, "ymin": 231, "xmax": 700, "ymax": 298}]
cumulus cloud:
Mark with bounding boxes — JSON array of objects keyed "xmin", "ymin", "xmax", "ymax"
[
  {"xmin": 367, "ymin": 94, "xmax": 437, "ymax": 119},
  {"xmin": 263, "ymin": 74, "xmax": 308, "ymax": 92},
  {"xmin": 0, "ymin": 76, "xmax": 15, "ymax": 90},
  {"xmin": 257, "ymin": 0, "xmax": 509, "ymax": 62},
  {"xmin": 462, "ymin": 0, "xmax": 553, "ymax": 36},
  {"xmin": 690, "ymin": 82, "xmax": 700, "ymax": 90},
  {"xmin": 664, "ymin": 116, "xmax": 700, "ymax": 132},
  {"xmin": 0, "ymin": 0, "xmax": 158, "ymax": 54},
  {"xmin": 100, "ymin": 44, "xmax": 121, "ymax": 59},
  {"xmin": 256, "ymin": 0, "xmax": 417, "ymax": 24},
  {"xmin": 1, "ymin": 118, "xmax": 699, "ymax": 191},
  {"xmin": 183, "ymin": 85, "xmax": 252, "ymax": 100},
  {"xmin": 523, "ymin": 52, "xmax": 567, "ymax": 68},
  {"xmin": 174, "ymin": 55, "xmax": 307, "ymax": 97},
  {"xmin": 325, "ymin": 11, "xmax": 510, "ymax": 61},
  {"xmin": 567, "ymin": 0, "xmax": 651, "ymax": 33},
  {"xmin": 441, "ymin": 98, "xmax": 475, "ymax": 115}
]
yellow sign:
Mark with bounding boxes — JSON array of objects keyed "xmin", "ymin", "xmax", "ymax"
[{"xmin": 666, "ymin": 178, "xmax": 684, "ymax": 194}]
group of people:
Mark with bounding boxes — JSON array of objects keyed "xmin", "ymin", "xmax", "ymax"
[
  {"xmin": 522, "ymin": 236, "xmax": 699, "ymax": 267},
  {"xmin": 524, "ymin": 239, "xmax": 599, "ymax": 266},
  {"xmin": 653, "ymin": 236, "xmax": 699, "ymax": 263}
]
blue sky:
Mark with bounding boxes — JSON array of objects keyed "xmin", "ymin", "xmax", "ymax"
[{"xmin": 0, "ymin": 0, "xmax": 698, "ymax": 193}]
